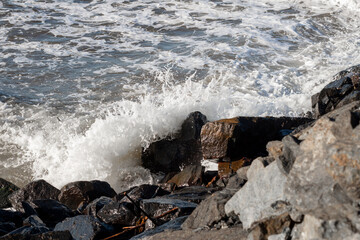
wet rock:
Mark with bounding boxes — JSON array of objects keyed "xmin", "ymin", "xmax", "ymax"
[
  {"xmin": 285, "ymin": 101, "xmax": 360, "ymax": 219},
  {"xmin": 83, "ymin": 196, "xmax": 114, "ymax": 217},
  {"xmin": 30, "ymin": 199, "xmax": 73, "ymax": 228},
  {"xmin": 201, "ymin": 116, "xmax": 312, "ymax": 161},
  {"xmin": 8, "ymin": 180, "xmax": 60, "ymax": 212},
  {"xmin": 167, "ymin": 166, "xmax": 204, "ymax": 187},
  {"xmin": 291, "ymin": 215, "xmax": 357, "ymax": 240},
  {"xmin": 247, "ymin": 213, "xmax": 292, "ymax": 240},
  {"xmin": 142, "ymin": 111, "xmax": 207, "ymax": 173},
  {"xmin": 116, "ymin": 184, "xmax": 169, "ymax": 204},
  {"xmin": 0, "ymin": 223, "xmax": 16, "ymax": 237},
  {"xmin": 225, "ymin": 161, "xmax": 290, "ymax": 229},
  {"xmin": 58, "ymin": 180, "xmax": 116, "ymax": 210},
  {"xmin": 2, "ymin": 225, "xmax": 50, "ymax": 238},
  {"xmin": 161, "ymin": 186, "xmax": 217, "ymax": 203},
  {"xmin": 0, "ymin": 210, "xmax": 23, "ymax": 228},
  {"xmin": 54, "ymin": 215, "xmax": 113, "ymax": 240},
  {"xmin": 29, "ymin": 231, "xmax": 72, "ymax": 240},
  {"xmin": 0, "ymin": 179, "xmax": 19, "ymax": 209},
  {"xmin": 140, "ymin": 198, "xmax": 197, "ymax": 222},
  {"xmin": 97, "ymin": 201, "xmax": 138, "ymax": 226},
  {"xmin": 182, "ymin": 189, "xmax": 234, "ymax": 229},
  {"xmin": 312, "ymin": 64, "xmax": 360, "ymax": 117},
  {"xmin": 130, "ymin": 216, "xmax": 188, "ymax": 240}
]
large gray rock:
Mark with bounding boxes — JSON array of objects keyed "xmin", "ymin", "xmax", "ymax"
[
  {"xmin": 225, "ymin": 160, "xmax": 289, "ymax": 229},
  {"xmin": 285, "ymin": 101, "xmax": 360, "ymax": 220}
]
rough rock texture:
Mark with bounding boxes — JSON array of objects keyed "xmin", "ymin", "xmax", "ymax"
[
  {"xmin": 54, "ymin": 215, "xmax": 113, "ymax": 240},
  {"xmin": 97, "ymin": 201, "xmax": 138, "ymax": 226},
  {"xmin": 0, "ymin": 210, "xmax": 23, "ymax": 228},
  {"xmin": 160, "ymin": 186, "xmax": 217, "ymax": 203},
  {"xmin": 58, "ymin": 180, "xmax": 116, "ymax": 210},
  {"xmin": 201, "ymin": 116, "xmax": 313, "ymax": 160},
  {"xmin": 0, "ymin": 179, "xmax": 19, "ymax": 209},
  {"xmin": 225, "ymin": 160, "xmax": 289, "ymax": 229},
  {"xmin": 182, "ymin": 189, "xmax": 234, "ymax": 229},
  {"xmin": 83, "ymin": 196, "xmax": 114, "ymax": 217},
  {"xmin": 167, "ymin": 166, "xmax": 204, "ymax": 187},
  {"xmin": 266, "ymin": 141, "xmax": 283, "ymax": 159},
  {"xmin": 312, "ymin": 64, "xmax": 360, "ymax": 118},
  {"xmin": 142, "ymin": 111, "xmax": 207, "ymax": 173},
  {"xmin": 140, "ymin": 198, "xmax": 197, "ymax": 222},
  {"xmin": 8, "ymin": 180, "xmax": 60, "ymax": 212},
  {"xmin": 285, "ymin": 101, "xmax": 360, "ymax": 220},
  {"xmin": 116, "ymin": 184, "xmax": 169, "ymax": 204}
]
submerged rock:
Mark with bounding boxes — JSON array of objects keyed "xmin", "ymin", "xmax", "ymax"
[
  {"xmin": 200, "ymin": 116, "xmax": 313, "ymax": 161},
  {"xmin": 142, "ymin": 111, "xmax": 207, "ymax": 173},
  {"xmin": 8, "ymin": 180, "xmax": 60, "ymax": 212},
  {"xmin": 0, "ymin": 178, "xmax": 19, "ymax": 209},
  {"xmin": 58, "ymin": 180, "xmax": 116, "ymax": 210},
  {"xmin": 312, "ymin": 64, "xmax": 360, "ymax": 117}
]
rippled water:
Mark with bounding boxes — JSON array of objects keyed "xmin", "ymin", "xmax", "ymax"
[{"xmin": 1, "ymin": 0, "xmax": 360, "ymax": 191}]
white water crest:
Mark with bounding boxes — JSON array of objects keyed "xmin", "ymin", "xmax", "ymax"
[{"xmin": 0, "ymin": 0, "xmax": 359, "ymax": 191}]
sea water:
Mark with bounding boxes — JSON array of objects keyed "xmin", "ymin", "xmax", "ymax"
[{"xmin": 0, "ymin": 0, "xmax": 359, "ymax": 192}]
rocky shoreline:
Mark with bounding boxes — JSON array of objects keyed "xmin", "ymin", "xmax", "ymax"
[{"xmin": 1, "ymin": 65, "xmax": 360, "ymax": 240}]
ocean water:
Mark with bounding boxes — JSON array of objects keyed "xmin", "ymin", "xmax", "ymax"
[{"xmin": 0, "ymin": 0, "xmax": 359, "ymax": 192}]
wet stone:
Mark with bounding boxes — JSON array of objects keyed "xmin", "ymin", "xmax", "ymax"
[
  {"xmin": 97, "ymin": 201, "xmax": 138, "ymax": 226},
  {"xmin": 0, "ymin": 178, "xmax": 19, "ymax": 209}
]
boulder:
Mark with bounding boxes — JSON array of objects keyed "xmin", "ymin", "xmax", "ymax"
[
  {"xmin": 83, "ymin": 196, "xmax": 114, "ymax": 217},
  {"xmin": 200, "ymin": 116, "xmax": 313, "ymax": 161},
  {"xmin": 312, "ymin": 64, "xmax": 360, "ymax": 117},
  {"xmin": 0, "ymin": 223, "xmax": 16, "ymax": 237},
  {"xmin": 284, "ymin": 101, "xmax": 360, "ymax": 220},
  {"xmin": 182, "ymin": 189, "xmax": 234, "ymax": 229},
  {"xmin": 142, "ymin": 111, "xmax": 207, "ymax": 173},
  {"xmin": 0, "ymin": 179, "xmax": 19, "ymax": 209},
  {"xmin": 140, "ymin": 198, "xmax": 197, "ymax": 222},
  {"xmin": 0, "ymin": 210, "xmax": 23, "ymax": 229},
  {"xmin": 2, "ymin": 225, "xmax": 50, "ymax": 237},
  {"xmin": 54, "ymin": 215, "xmax": 113, "ymax": 240},
  {"xmin": 116, "ymin": 184, "xmax": 169, "ymax": 204},
  {"xmin": 167, "ymin": 166, "xmax": 204, "ymax": 187},
  {"xmin": 97, "ymin": 201, "xmax": 138, "ymax": 226},
  {"xmin": 30, "ymin": 200, "xmax": 73, "ymax": 228},
  {"xmin": 225, "ymin": 160, "xmax": 290, "ymax": 229},
  {"xmin": 8, "ymin": 180, "xmax": 60, "ymax": 211},
  {"xmin": 58, "ymin": 180, "xmax": 116, "ymax": 210}
]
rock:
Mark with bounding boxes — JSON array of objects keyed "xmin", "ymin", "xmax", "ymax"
[
  {"xmin": 285, "ymin": 101, "xmax": 360, "ymax": 219},
  {"xmin": 130, "ymin": 216, "xmax": 188, "ymax": 240},
  {"xmin": 58, "ymin": 180, "xmax": 116, "ymax": 210},
  {"xmin": 83, "ymin": 196, "xmax": 114, "ymax": 217},
  {"xmin": 23, "ymin": 215, "xmax": 46, "ymax": 228},
  {"xmin": 0, "ymin": 210, "xmax": 23, "ymax": 228},
  {"xmin": 236, "ymin": 165, "xmax": 250, "ymax": 181},
  {"xmin": 97, "ymin": 201, "xmax": 138, "ymax": 226},
  {"xmin": 291, "ymin": 215, "xmax": 357, "ymax": 240},
  {"xmin": 8, "ymin": 180, "xmax": 60, "ymax": 212},
  {"xmin": 54, "ymin": 215, "xmax": 113, "ymax": 240},
  {"xmin": 312, "ymin": 64, "xmax": 360, "ymax": 117},
  {"xmin": 182, "ymin": 189, "xmax": 234, "ymax": 229},
  {"xmin": 167, "ymin": 166, "xmax": 204, "ymax": 187},
  {"xmin": 201, "ymin": 116, "xmax": 313, "ymax": 161},
  {"xmin": 30, "ymin": 200, "xmax": 73, "ymax": 228},
  {"xmin": 225, "ymin": 161, "xmax": 290, "ymax": 229},
  {"xmin": 218, "ymin": 157, "xmax": 252, "ymax": 177},
  {"xmin": 276, "ymin": 135, "xmax": 301, "ymax": 174},
  {"xmin": 142, "ymin": 111, "xmax": 207, "ymax": 173},
  {"xmin": 29, "ymin": 231, "xmax": 72, "ymax": 240},
  {"xmin": 116, "ymin": 184, "xmax": 169, "ymax": 204},
  {"xmin": 266, "ymin": 141, "xmax": 283, "ymax": 159},
  {"xmin": 2, "ymin": 225, "xmax": 50, "ymax": 237},
  {"xmin": 225, "ymin": 174, "xmax": 246, "ymax": 191},
  {"xmin": 161, "ymin": 186, "xmax": 218, "ymax": 203},
  {"xmin": 140, "ymin": 198, "xmax": 197, "ymax": 222},
  {"xmin": 247, "ymin": 213, "xmax": 292, "ymax": 240},
  {"xmin": 0, "ymin": 179, "xmax": 19, "ymax": 209},
  {"xmin": 0, "ymin": 223, "xmax": 16, "ymax": 237}
]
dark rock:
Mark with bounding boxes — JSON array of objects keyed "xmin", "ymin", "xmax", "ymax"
[
  {"xmin": 182, "ymin": 189, "xmax": 234, "ymax": 229},
  {"xmin": 140, "ymin": 198, "xmax": 197, "ymax": 222},
  {"xmin": 30, "ymin": 200, "xmax": 73, "ymax": 228},
  {"xmin": 200, "ymin": 116, "xmax": 313, "ymax": 161},
  {"xmin": 312, "ymin": 64, "xmax": 360, "ymax": 117},
  {"xmin": 142, "ymin": 111, "xmax": 207, "ymax": 173},
  {"xmin": 23, "ymin": 215, "xmax": 46, "ymax": 228},
  {"xmin": 97, "ymin": 201, "xmax": 138, "ymax": 226},
  {"xmin": 0, "ymin": 210, "xmax": 23, "ymax": 228},
  {"xmin": 54, "ymin": 215, "xmax": 113, "ymax": 240},
  {"xmin": 276, "ymin": 135, "xmax": 301, "ymax": 174},
  {"xmin": 116, "ymin": 184, "xmax": 169, "ymax": 204},
  {"xmin": 161, "ymin": 186, "xmax": 218, "ymax": 203},
  {"xmin": 8, "ymin": 180, "xmax": 60, "ymax": 212},
  {"xmin": 83, "ymin": 196, "xmax": 114, "ymax": 217},
  {"xmin": 0, "ymin": 223, "xmax": 16, "ymax": 237},
  {"xmin": 130, "ymin": 216, "xmax": 188, "ymax": 240},
  {"xmin": 285, "ymin": 101, "xmax": 360, "ymax": 220},
  {"xmin": 0, "ymin": 179, "xmax": 19, "ymax": 209},
  {"xmin": 58, "ymin": 180, "xmax": 116, "ymax": 210},
  {"xmin": 29, "ymin": 231, "xmax": 72, "ymax": 240},
  {"xmin": 167, "ymin": 166, "xmax": 204, "ymax": 187},
  {"xmin": 2, "ymin": 225, "xmax": 49, "ymax": 237},
  {"xmin": 225, "ymin": 174, "xmax": 246, "ymax": 191}
]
